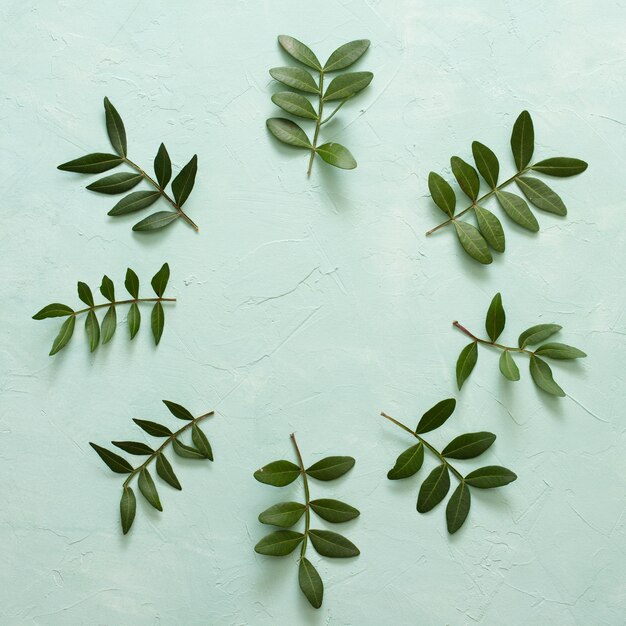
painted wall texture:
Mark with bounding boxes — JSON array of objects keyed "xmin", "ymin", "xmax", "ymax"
[{"xmin": 1, "ymin": 0, "xmax": 625, "ymax": 624}]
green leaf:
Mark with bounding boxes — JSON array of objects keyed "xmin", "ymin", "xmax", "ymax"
[
  {"xmin": 108, "ymin": 190, "xmax": 160, "ymax": 216},
  {"xmin": 172, "ymin": 439, "xmax": 205, "ymax": 459},
  {"xmin": 100, "ymin": 275, "xmax": 115, "ymax": 302},
  {"xmin": 308, "ymin": 529, "xmax": 360, "ymax": 558},
  {"xmin": 49, "ymin": 315, "xmax": 76, "ymax": 355},
  {"xmin": 387, "ymin": 442, "xmax": 424, "ymax": 480},
  {"xmin": 518, "ymin": 324, "xmax": 561, "ymax": 348},
  {"xmin": 532, "ymin": 157, "xmax": 588, "ymax": 177},
  {"xmin": 85, "ymin": 310, "xmax": 100, "ymax": 352},
  {"xmin": 316, "ymin": 143, "xmax": 357, "ymax": 169},
  {"xmin": 154, "ymin": 143, "xmax": 172, "ymax": 189},
  {"xmin": 104, "ymin": 97, "xmax": 127, "ymax": 157},
  {"xmin": 324, "ymin": 39, "xmax": 370, "ymax": 72},
  {"xmin": 277, "ymin": 35, "xmax": 321, "ymax": 70},
  {"xmin": 271, "ymin": 92, "xmax": 318, "ymax": 119},
  {"xmin": 442, "ymin": 432, "xmax": 496, "ymax": 459},
  {"xmin": 254, "ymin": 530, "xmax": 304, "ymax": 556},
  {"xmin": 77, "ymin": 282, "xmax": 94, "ymax": 307},
  {"xmin": 453, "ymin": 221, "xmax": 492, "ymax": 264},
  {"xmin": 86, "ymin": 172, "xmax": 142, "ymax": 194},
  {"xmin": 266, "ymin": 118, "xmax": 312, "ymax": 148},
  {"xmin": 133, "ymin": 211, "xmax": 179, "ymax": 231},
  {"xmin": 323, "ymin": 71, "xmax": 373, "ymax": 101},
  {"xmin": 309, "ymin": 499, "xmax": 360, "ymax": 523},
  {"xmin": 58, "ymin": 153, "xmax": 123, "ymax": 174},
  {"xmin": 306, "ymin": 456, "xmax": 355, "ymax": 481},
  {"xmin": 90, "ymin": 442, "xmax": 133, "ymax": 474},
  {"xmin": 474, "ymin": 206, "xmax": 505, "ymax": 252},
  {"xmin": 133, "ymin": 419, "xmax": 172, "ymax": 438},
  {"xmin": 151, "ymin": 263, "xmax": 170, "ymax": 297},
  {"xmin": 101, "ymin": 305, "xmax": 117, "ymax": 344},
  {"xmin": 258, "ymin": 502, "xmax": 306, "ymax": 527},
  {"xmin": 416, "ymin": 464, "xmax": 450, "ymax": 513},
  {"xmin": 127, "ymin": 303, "xmax": 141, "ymax": 339},
  {"xmin": 465, "ymin": 465, "xmax": 517, "ymax": 489},
  {"xmin": 162, "ymin": 400, "xmax": 192, "ymax": 421},
  {"xmin": 151, "ymin": 302, "xmax": 164, "ymax": 345},
  {"xmin": 156, "ymin": 453, "xmax": 182, "ymax": 490},
  {"xmin": 456, "ymin": 342, "xmax": 478, "ymax": 390},
  {"xmin": 450, "ymin": 156, "xmax": 479, "ymax": 201},
  {"xmin": 485, "ymin": 293, "xmax": 506, "ymax": 342},
  {"xmin": 138, "ymin": 468, "xmax": 162, "ymax": 511},
  {"xmin": 112, "ymin": 441, "xmax": 154, "ymax": 455},
  {"xmin": 269, "ymin": 67, "xmax": 319, "ymax": 94},
  {"xmin": 415, "ymin": 398, "xmax": 456, "ymax": 434},
  {"xmin": 516, "ymin": 176, "xmax": 567, "ymax": 216},
  {"xmin": 171, "ymin": 155, "xmax": 197, "ymax": 208},
  {"xmin": 124, "ymin": 268, "xmax": 139, "ymax": 298},
  {"xmin": 495, "ymin": 190, "xmax": 539, "ymax": 232},
  {"xmin": 191, "ymin": 424, "xmax": 213, "ymax": 460},
  {"xmin": 299, "ymin": 558, "xmax": 323, "ymax": 609},
  {"xmin": 254, "ymin": 460, "xmax": 301, "ymax": 487},
  {"xmin": 428, "ymin": 172, "xmax": 456, "ymax": 217},
  {"xmin": 472, "ymin": 141, "xmax": 499, "ymax": 188},
  {"xmin": 534, "ymin": 342, "xmax": 586, "ymax": 360},
  {"xmin": 510, "ymin": 110, "xmax": 534, "ymax": 171},
  {"xmin": 529, "ymin": 356, "xmax": 565, "ymax": 396},
  {"xmin": 446, "ymin": 481, "xmax": 471, "ymax": 534},
  {"xmin": 499, "ymin": 351, "xmax": 520, "ymax": 381},
  {"xmin": 33, "ymin": 303, "xmax": 74, "ymax": 320},
  {"xmin": 120, "ymin": 486, "xmax": 136, "ymax": 535}
]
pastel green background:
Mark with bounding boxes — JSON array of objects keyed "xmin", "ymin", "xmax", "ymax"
[{"xmin": 1, "ymin": 0, "xmax": 625, "ymax": 624}]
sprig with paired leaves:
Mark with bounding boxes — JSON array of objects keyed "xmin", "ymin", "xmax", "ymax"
[
  {"xmin": 382, "ymin": 399, "xmax": 516, "ymax": 534},
  {"xmin": 455, "ymin": 293, "xmax": 587, "ymax": 397},
  {"xmin": 33, "ymin": 263, "xmax": 174, "ymax": 355},
  {"xmin": 267, "ymin": 36, "xmax": 373, "ymax": 175},
  {"xmin": 425, "ymin": 111, "xmax": 588, "ymax": 264},
  {"xmin": 58, "ymin": 97, "xmax": 199, "ymax": 232},
  {"xmin": 253, "ymin": 433, "xmax": 359, "ymax": 609},
  {"xmin": 90, "ymin": 400, "xmax": 214, "ymax": 534}
]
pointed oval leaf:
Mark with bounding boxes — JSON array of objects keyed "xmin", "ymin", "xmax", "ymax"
[
  {"xmin": 529, "ymin": 356, "xmax": 565, "ymax": 397},
  {"xmin": 108, "ymin": 190, "xmax": 160, "ymax": 216},
  {"xmin": 77, "ymin": 281, "xmax": 94, "ymax": 307},
  {"xmin": 86, "ymin": 172, "xmax": 142, "ymax": 194},
  {"xmin": 309, "ymin": 499, "xmax": 360, "ymax": 523},
  {"xmin": 133, "ymin": 419, "xmax": 172, "ymax": 438},
  {"xmin": 171, "ymin": 155, "xmax": 197, "ymax": 208},
  {"xmin": 172, "ymin": 439, "xmax": 205, "ymax": 459},
  {"xmin": 456, "ymin": 342, "xmax": 478, "ymax": 389},
  {"xmin": 138, "ymin": 468, "xmax": 163, "ymax": 511},
  {"xmin": 531, "ymin": 157, "xmax": 588, "ymax": 177},
  {"xmin": 465, "ymin": 465, "xmax": 517, "ymax": 489},
  {"xmin": 496, "ymin": 190, "xmax": 539, "ymax": 232},
  {"xmin": 474, "ymin": 206, "xmax": 505, "ymax": 253},
  {"xmin": 306, "ymin": 456, "xmax": 355, "ymax": 481},
  {"xmin": 269, "ymin": 67, "xmax": 319, "ymax": 93},
  {"xmin": 254, "ymin": 460, "xmax": 301, "ymax": 487},
  {"xmin": 154, "ymin": 143, "xmax": 172, "ymax": 189},
  {"xmin": 518, "ymin": 324, "xmax": 561, "ymax": 348},
  {"xmin": 277, "ymin": 35, "xmax": 321, "ymax": 70},
  {"xmin": 499, "ymin": 350, "xmax": 520, "ymax": 381},
  {"xmin": 151, "ymin": 263, "xmax": 170, "ymax": 297},
  {"xmin": 387, "ymin": 442, "xmax": 424, "ymax": 480},
  {"xmin": 112, "ymin": 440, "xmax": 154, "ymax": 456},
  {"xmin": 266, "ymin": 118, "xmax": 312, "ymax": 148},
  {"xmin": 127, "ymin": 303, "xmax": 141, "ymax": 339},
  {"xmin": 442, "ymin": 432, "xmax": 496, "ymax": 459},
  {"xmin": 124, "ymin": 268, "xmax": 139, "ymax": 298},
  {"xmin": 58, "ymin": 153, "xmax": 123, "ymax": 174},
  {"xmin": 450, "ymin": 156, "xmax": 479, "ymax": 201},
  {"xmin": 324, "ymin": 39, "xmax": 370, "ymax": 71},
  {"xmin": 271, "ymin": 92, "xmax": 318, "ymax": 119},
  {"xmin": 100, "ymin": 275, "xmax": 115, "ymax": 302},
  {"xmin": 104, "ymin": 97, "xmax": 127, "ymax": 157},
  {"xmin": 428, "ymin": 172, "xmax": 456, "ymax": 217},
  {"xmin": 323, "ymin": 71, "xmax": 373, "ymax": 101},
  {"xmin": 133, "ymin": 211, "xmax": 179, "ymax": 231},
  {"xmin": 516, "ymin": 176, "xmax": 567, "ymax": 215},
  {"xmin": 101, "ymin": 305, "xmax": 117, "ymax": 344},
  {"xmin": 417, "ymin": 464, "xmax": 450, "ymax": 513},
  {"xmin": 258, "ymin": 502, "xmax": 306, "ymax": 527},
  {"xmin": 90, "ymin": 442, "xmax": 133, "ymax": 474},
  {"xmin": 191, "ymin": 424, "xmax": 213, "ymax": 460},
  {"xmin": 151, "ymin": 302, "xmax": 164, "ymax": 345},
  {"xmin": 316, "ymin": 143, "xmax": 357, "ymax": 169},
  {"xmin": 254, "ymin": 530, "xmax": 304, "ymax": 556},
  {"xmin": 485, "ymin": 293, "xmax": 506, "ymax": 342},
  {"xmin": 510, "ymin": 110, "xmax": 534, "ymax": 171},
  {"xmin": 299, "ymin": 558, "xmax": 323, "ymax": 609},
  {"xmin": 308, "ymin": 529, "xmax": 359, "ymax": 558},
  {"xmin": 446, "ymin": 481, "xmax": 471, "ymax": 534},
  {"xmin": 120, "ymin": 486, "xmax": 136, "ymax": 535},
  {"xmin": 416, "ymin": 398, "xmax": 456, "ymax": 434},
  {"xmin": 453, "ymin": 221, "xmax": 492, "ymax": 264},
  {"xmin": 156, "ymin": 453, "xmax": 181, "ymax": 490},
  {"xmin": 534, "ymin": 342, "xmax": 586, "ymax": 360},
  {"xmin": 472, "ymin": 141, "xmax": 499, "ymax": 188},
  {"xmin": 33, "ymin": 303, "xmax": 74, "ymax": 320},
  {"xmin": 162, "ymin": 400, "xmax": 192, "ymax": 421},
  {"xmin": 49, "ymin": 315, "xmax": 76, "ymax": 355},
  {"xmin": 85, "ymin": 310, "xmax": 100, "ymax": 352}
]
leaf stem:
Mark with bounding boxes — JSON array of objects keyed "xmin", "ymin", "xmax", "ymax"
[
  {"xmin": 123, "ymin": 157, "xmax": 199, "ymax": 232},
  {"xmin": 380, "ymin": 411, "xmax": 464, "ymax": 481},
  {"xmin": 72, "ymin": 297, "xmax": 176, "ymax": 317},
  {"xmin": 320, "ymin": 97, "xmax": 349, "ymax": 125},
  {"xmin": 307, "ymin": 71, "xmax": 325, "ymax": 177},
  {"xmin": 290, "ymin": 432, "xmax": 310, "ymax": 559},
  {"xmin": 453, "ymin": 321, "xmax": 533, "ymax": 355},
  {"xmin": 123, "ymin": 410, "xmax": 214, "ymax": 488}
]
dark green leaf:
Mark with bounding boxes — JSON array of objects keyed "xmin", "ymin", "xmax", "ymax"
[
  {"xmin": 133, "ymin": 419, "xmax": 172, "ymax": 437},
  {"xmin": 127, "ymin": 303, "xmax": 140, "ymax": 339},
  {"xmin": 306, "ymin": 456, "xmax": 355, "ymax": 481},
  {"xmin": 151, "ymin": 302, "xmax": 164, "ymax": 345},
  {"xmin": 90, "ymin": 442, "xmax": 133, "ymax": 474},
  {"xmin": 518, "ymin": 324, "xmax": 561, "ymax": 348},
  {"xmin": 101, "ymin": 305, "xmax": 117, "ymax": 344},
  {"xmin": 151, "ymin": 263, "xmax": 170, "ymax": 297},
  {"xmin": 530, "ymin": 355, "xmax": 565, "ymax": 396},
  {"xmin": 324, "ymin": 39, "xmax": 370, "ymax": 71},
  {"xmin": 456, "ymin": 342, "xmax": 478, "ymax": 390},
  {"xmin": 154, "ymin": 143, "xmax": 172, "ymax": 189},
  {"xmin": 33, "ymin": 303, "xmax": 74, "ymax": 320},
  {"xmin": 532, "ymin": 157, "xmax": 588, "ymax": 177},
  {"xmin": 191, "ymin": 424, "xmax": 213, "ymax": 460},
  {"xmin": 172, "ymin": 439, "xmax": 205, "ymax": 459},
  {"xmin": 472, "ymin": 141, "xmax": 499, "ymax": 188},
  {"xmin": 510, "ymin": 110, "xmax": 534, "ymax": 171},
  {"xmin": 277, "ymin": 35, "xmax": 321, "ymax": 70},
  {"xmin": 465, "ymin": 465, "xmax": 517, "ymax": 488},
  {"xmin": 112, "ymin": 440, "xmax": 154, "ymax": 456},
  {"xmin": 254, "ymin": 530, "xmax": 304, "ymax": 556},
  {"xmin": 485, "ymin": 293, "xmax": 506, "ymax": 342},
  {"xmin": 266, "ymin": 118, "xmax": 312, "ymax": 148},
  {"xmin": 77, "ymin": 281, "xmax": 94, "ymax": 307},
  {"xmin": 308, "ymin": 529, "xmax": 359, "ymax": 558},
  {"xmin": 534, "ymin": 342, "xmax": 586, "ymax": 360},
  {"xmin": 299, "ymin": 558, "xmax": 323, "ymax": 609},
  {"xmin": 316, "ymin": 143, "xmax": 357, "ymax": 169},
  {"xmin": 124, "ymin": 268, "xmax": 139, "ymax": 298},
  {"xmin": 516, "ymin": 176, "xmax": 567, "ymax": 215},
  {"xmin": 254, "ymin": 460, "xmax": 301, "ymax": 486},
  {"xmin": 85, "ymin": 310, "xmax": 100, "ymax": 352},
  {"xmin": 271, "ymin": 92, "xmax": 317, "ymax": 119},
  {"xmin": 428, "ymin": 172, "xmax": 456, "ymax": 217},
  {"xmin": 387, "ymin": 442, "xmax": 424, "ymax": 480},
  {"xmin": 162, "ymin": 400, "xmax": 192, "ymax": 421},
  {"xmin": 156, "ymin": 453, "xmax": 181, "ymax": 490},
  {"xmin": 258, "ymin": 501, "xmax": 306, "ymax": 527},
  {"xmin": 415, "ymin": 398, "xmax": 456, "ymax": 434},
  {"xmin": 138, "ymin": 468, "xmax": 162, "ymax": 511},
  {"xmin": 104, "ymin": 97, "xmax": 127, "ymax": 157},
  {"xmin": 474, "ymin": 206, "xmax": 505, "ymax": 252},
  {"xmin": 100, "ymin": 275, "xmax": 115, "ymax": 302},
  {"xmin": 49, "ymin": 315, "xmax": 76, "ymax": 355},
  {"xmin": 496, "ymin": 190, "xmax": 539, "ymax": 232},
  {"xmin": 86, "ymin": 172, "xmax": 142, "ymax": 194},
  {"xmin": 450, "ymin": 156, "xmax": 479, "ymax": 201},
  {"xmin": 133, "ymin": 211, "xmax": 178, "ymax": 231},
  {"xmin": 120, "ymin": 486, "xmax": 136, "ymax": 535},
  {"xmin": 323, "ymin": 71, "xmax": 373, "ymax": 101},
  {"xmin": 499, "ymin": 351, "xmax": 520, "ymax": 381},
  {"xmin": 453, "ymin": 221, "xmax": 492, "ymax": 264},
  {"xmin": 108, "ymin": 190, "xmax": 160, "ymax": 216},
  {"xmin": 58, "ymin": 153, "xmax": 123, "ymax": 174},
  {"xmin": 416, "ymin": 464, "xmax": 450, "ymax": 513},
  {"xmin": 446, "ymin": 481, "xmax": 471, "ymax": 534},
  {"xmin": 442, "ymin": 432, "xmax": 496, "ymax": 459},
  {"xmin": 309, "ymin": 499, "xmax": 360, "ymax": 523},
  {"xmin": 171, "ymin": 155, "xmax": 197, "ymax": 208},
  {"xmin": 269, "ymin": 67, "xmax": 319, "ymax": 93}
]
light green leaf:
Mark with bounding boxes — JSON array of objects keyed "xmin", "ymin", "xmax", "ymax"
[
  {"xmin": 49, "ymin": 315, "xmax": 76, "ymax": 355},
  {"xmin": 33, "ymin": 303, "xmax": 74, "ymax": 320},
  {"xmin": 387, "ymin": 442, "xmax": 424, "ymax": 480},
  {"xmin": 465, "ymin": 465, "xmax": 517, "ymax": 488},
  {"xmin": 428, "ymin": 172, "xmax": 456, "ymax": 217},
  {"xmin": 86, "ymin": 172, "xmax": 142, "ymax": 194},
  {"xmin": 518, "ymin": 324, "xmax": 561, "ymax": 348},
  {"xmin": 132, "ymin": 211, "xmax": 179, "ymax": 231},
  {"xmin": 154, "ymin": 143, "xmax": 172, "ymax": 189},
  {"xmin": 124, "ymin": 268, "xmax": 139, "ymax": 298},
  {"xmin": 485, "ymin": 293, "xmax": 506, "ymax": 342},
  {"xmin": 112, "ymin": 441, "xmax": 154, "ymax": 456},
  {"xmin": 151, "ymin": 263, "xmax": 170, "ymax": 297},
  {"xmin": 101, "ymin": 305, "xmax": 117, "ymax": 344},
  {"xmin": 324, "ymin": 39, "xmax": 370, "ymax": 71},
  {"xmin": 100, "ymin": 275, "xmax": 115, "ymax": 302},
  {"xmin": 58, "ymin": 153, "xmax": 123, "ymax": 174},
  {"xmin": 156, "ymin": 453, "xmax": 182, "ymax": 490},
  {"xmin": 446, "ymin": 481, "xmax": 471, "ymax": 534},
  {"xmin": 308, "ymin": 529, "xmax": 360, "ymax": 558},
  {"xmin": 255, "ymin": 530, "xmax": 305, "ymax": 556},
  {"xmin": 120, "ymin": 486, "xmax": 136, "ymax": 535},
  {"xmin": 510, "ymin": 110, "xmax": 534, "ymax": 171},
  {"xmin": 309, "ymin": 499, "xmax": 360, "ymax": 523},
  {"xmin": 450, "ymin": 156, "xmax": 479, "ymax": 201},
  {"xmin": 442, "ymin": 432, "xmax": 496, "ymax": 460},
  {"xmin": 266, "ymin": 118, "xmax": 312, "ymax": 148},
  {"xmin": 77, "ymin": 281, "xmax": 94, "ymax": 307},
  {"xmin": 499, "ymin": 350, "xmax": 520, "ymax": 381},
  {"xmin": 323, "ymin": 71, "xmax": 373, "ymax": 101},
  {"xmin": 299, "ymin": 558, "xmax": 323, "ymax": 609},
  {"xmin": 474, "ymin": 206, "xmax": 505, "ymax": 252},
  {"xmin": 453, "ymin": 221, "xmax": 493, "ymax": 264},
  {"xmin": 472, "ymin": 141, "xmax": 499, "ymax": 188},
  {"xmin": 495, "ymin": 190, "xmax": 539, "ymax": 232},
  {"xmin": 277, "ymin": 35, "xmax": 321, "ymax": 70},
  {"xmin": 516, "ymin": 176, "xmax": 567, "ymax": 215},
  {"xmin": 151, "ymin": 302, "xmax": 164, "ymax": 345},
  {"xmin": 172, "ymin": 439, "xmax": 205, "ymax": 459},
  {"xmin": 258, "ymin": 502, "xmax": 306, "ymax": 527},
  {"xmin": 316, "ymin": 143, "xmax": 357, "ymax": 169},
  {"xmin": 534, "ymin": 342, "xmax": 586, "ymax": 360},
  {"xmin": 127, "ymin": 303, "xmax": 140, "ymax": 339},
  {"xmin": 133, "ymin": 419, "xmax": 172, "ymax": 438},
  {"xmin": 306, "ymin": 456, "xmax": 355, "ymax": 481},
  {"xmin": 456, "ymin": 342, "xmax": 478, "ymax": 390},
  {"xmin": 271, "ymin": 92, "xmax": 318, "ymax": 119},
  {"xmin": 191, "ymin": 424, "xmax": 213, "ymax": 460},
  {"xmin": 138, "ymin": 468, "xmax": 163, "ymax": 511},
  {"xmin": 90, "ymin": 442, "xmax": 133, "ymax": 474},
  {"xmin": 104, "ymin": 97, "xmax": 127, "ymax": 157},
  {"xmin": 254, "ymin": 460, "xmax": 301, "ymax": 487},
  {"xmin": 417, "ymin": 464, "xmax": 450, "ymax": 513},
  {"xmin": 529, "ymin": 356, "xmax": 565, "ymax": 396},
  {"xmin": 162, "ymin": 400, "xmax": 193, "ymax": 421},
  {"xmin": 269, "ymin": 67, "xmax": 319, "ymax": 93},
  {"xmin": 108, "ymin": 190, "xmax": 160, "ymax": 216},
  {"xmin": 85, "ymin": 310, "xmax": 100, "ymax": 352},
  {"xmin": 531, "ymin": 157, "xmax": 588, "ymax": 177},
  {"xmin": 171, "ymin": 155, "xmax": 197, "ymax": 208},
  {"xmin": 415, "ymin": 398, "xmax": 456, "ymax": 434}
]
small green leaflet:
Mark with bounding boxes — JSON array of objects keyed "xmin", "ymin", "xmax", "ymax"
[
  {"xmin": 428, "ymin": 172, "xmax": 456, "ymax": 217},
  {"xmin": 87, "ymin": 172, "xmax": 142, "ymax": 195},
  {"xmin": 417, "ymin": 464, "xmax": 450, "ymax": 513},
  {"xmin": 254, "ymin": 460, "xmax": 301, "ymax": 487},
  {"xmin": 485, "ymin": 293, "xmax": 505, "ymax": 342},
  {"xmin": 510, "ymin": 110, "xmax": 534, "ymax": 171},
  {"xmin": 518, "ymin": 323, "xmax": 561, "ymax": 348},
  {"xmin": 171, "ymin": 155, "xmax": 198, "ymax": 208},
  {"xmin": 495, "ymin": 190, "xmax": 539, "ymax": 232},
  {"xmin": 450, "ymin": 156, "xmax": 479, "ymax": 201},
  {"xmin": 120, "ymin": 486, "xmax": 136, "ymax": 535},
  {"xmin": 454, "ymin": 221, "xmax": 492, "ymax": 264},
  {"xmin": 269, "ymin": 67, "xmax": 319, "ymax": 93},
  {"xmin": 472, "ymin": 141, "xmax": 499, "ymax": 188},
  {"xmin": 255, "ymin": 530, "xmax": 304, "ymax": 556},
  {"xmin": 309, "ymin": 499, "xmax": 360, "ymax": 523},
  {"xmin": 474, "ymin": 206, "xmax": 505, "ymax": 253},
  {"xmin": 108, "ymin": 190, "xmax": 160, "ymax": 215},
  {"xmin": 138, "ymin": 469, "xmax": 163, "ymax": 511},
  {"xmin": 441, "ymin": 432, "xmax": 496, "ymax": 460},
  {"xmin": 446, "ymin": 482, "xmax": 471, "ymax": 534},
  {"xmin": 465, "ymin": 466, "xmax": 517, "ymax": 489},
  {"xmin": 272, "ymin": 91, "xmax": 318, "ymax": 119},
  {"xmin": 415, "ymin": 398, "xmax": 456, "ymax": 434},
  {"xmin": 324, "ymin": 39, "xmax": 370, "ymax": 72},
  {"xmin": 306, "ymin": 456, "xmax": 355, "ymax": 481},
  {"xmin": 308, "ymin": 530, "xmax": 360, "ymax": 558},
  {"xmin": 58, "ymin": 153, "xmax": 122, "ymax": 174},
  {"xmin": 299, "ymin": 558, "xmax": 323, "ymax": 609},
  {"xmin": 266, "ymin": 118, "xmax": 312, "ymax": 148},
  {"xmin": 277, "ymin": 35, "xmax": 321, "ymax": 70},
  {"xmin": 112, "ymin": 441, "xmax": 154, "ymax": 456},
  {"xmin": 456, "ymin": 342, "xmax": 478, "ymax": 389},
  {"xmin": 529, "ymin": 356, "xmax": 565, "ymax": 397},
  {"xmin": 104, "ymin": 96, "xmax": 127, "ymax": 157},
  {"xmin": 90, "ymin": 443, "xmax": 133, "ymax": 474},
  {"xmin": 531, "ymin": 157, "xmax": 588, "ymax": 177},
  {"xmin": 387, "ymin": 442, "xmax": 424, "ymax": 480},
  {"xmin": 258, "ymin": 502, "xmax": 306, "ymax": 527},
  {"xmin": 323, "ymin": 71, "xmax": 373, "ymax": 101},
  {"xmin": 516, "ymin": 176, "xmax": 567, "ymax": 215},
  {"xmin": 534, "ymin": 343, "xmax": 586, "ymax": 360},
  {"xmin": 154, "ymin": 143, "xmax": 172, "ymax": 189},
  {"xmin": 499, "ymin": 351, "xmax": 520, "ymax": 381},
  {"xmin": 133, "ymin": 211, "xmax": 179, "ymax": 232},
  {"xmin": 49, "ymin": 316, "xmax": 76, "ymax": 355},
  {"xmin": 316, "ymin": 143, "xmax": 356, "ymax": 169}
]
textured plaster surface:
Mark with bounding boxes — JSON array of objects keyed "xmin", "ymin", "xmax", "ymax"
[{"xmin": 1, "ymin": 0, "xmax": 625, "ymax": 624}]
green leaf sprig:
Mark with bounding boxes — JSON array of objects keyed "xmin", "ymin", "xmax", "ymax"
[
  {"xmin": 90, "ymin": 400, "xmax": 214, "ymax": 534},
  {"xmin": 253, "ymin": 433, "xmax": 360, "ymax": 609},
  {"xmin": 33, "ymin": 263, "xmax": 174, "ymax": 355},
  {"xmin": 425, "ymin": 111, "xmax": 588, "ymax": 264},
  {"xmin": 58, "ymin": 97, "xmax": 199, "ymax": 232},
  {"xmin": 454, "ymin": 293, "xmax": 587, "ymax": 397},
  {"xmin": 382, "ymin": 399, "xmax": 517, "ymax": 533},
  {"xmin": 267, "ymin": 36, "xmax": 373, "ymax": 175}
]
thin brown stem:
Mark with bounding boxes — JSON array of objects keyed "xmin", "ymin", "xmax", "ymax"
[
  {"xmin": 307, "ymin": 71, "xmax": 325, "ymax": 177},
  {"xmin": 73, "ymin": 297, "xmax": 176, "ymax": 317},
  {"xmin": 290, "ymin": 432, "xmax": 310, "ymax": 558},
  {"xmin": 453, "ymin": 320, "xmax": 533, "ymax": 355}
]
